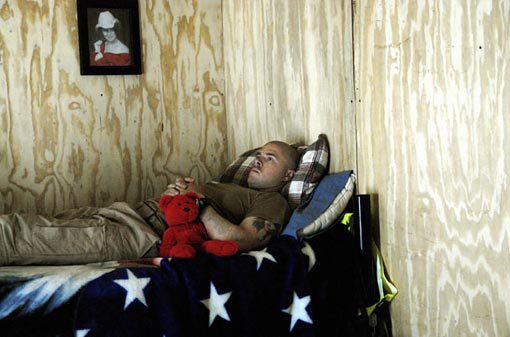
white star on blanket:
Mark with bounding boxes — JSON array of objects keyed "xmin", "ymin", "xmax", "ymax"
[
  {"xmin": 201, "ymin": 281, "xmax": 232, "ymax": 326},
  {"xmin": 243, "ymin": 248, "xmax": 277, "ymax": 270},
  {"xmin": 282, "ymin": 291, "xmax": 313, "ymax": 331},
  {"xmin": 75, "ymin": 328, "xmax": 90, "ymax": 337},
  {"xmin": 113, "ymin": 269, "xmax": 151, "ymax": 309},
  {"xmin": 70, "ymin": 237, "xmax": 321, "ymax": 336}
]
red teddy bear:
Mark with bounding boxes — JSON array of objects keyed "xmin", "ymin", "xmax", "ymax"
[{"xmin": 158, "ymin": 192, "xmax": 239, "ymax": 258}]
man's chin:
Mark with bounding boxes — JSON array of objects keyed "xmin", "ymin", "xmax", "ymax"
[
  {"xmin": 247, "ymin": 171, "xmax": 258, "ymax": 183},
  {"xmin": 246, "ymin": 179, "xmax": 255, "ymax": 188},
  {"xmin": 247, "ymin": 177, "xmax": 259, "ymax": 189}
]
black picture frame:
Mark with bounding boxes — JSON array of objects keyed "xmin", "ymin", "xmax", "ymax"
[{"xmin": 77, "ymin": 0, "xmax": 142, "ymax": 75}]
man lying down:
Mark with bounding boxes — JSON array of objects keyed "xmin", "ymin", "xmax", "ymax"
[{"xmin": 0, "ymin": 141, "xmax": 299, "ymax": 266}]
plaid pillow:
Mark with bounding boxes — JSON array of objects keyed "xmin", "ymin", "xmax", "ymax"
[
  {"xmin": 215, "ymin": 134, "xmax": 330, "ymax": 209},
  {"xmin": 215, "ymin": 147, "xmax": 260, "ymax": 186},
  {"xmin": 282, "ymin": 134, "xmax": 330, "ymax": 208}
]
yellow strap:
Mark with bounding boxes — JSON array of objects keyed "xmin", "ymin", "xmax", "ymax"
[
  {"xmin": 340, "ymin": 213, "xmax": 398, "ymax": 316},
  {"xmin": 366, "ymin": 241, "xmax": 398, "ymax": 316},
  {"xmin": 341, "ymin": 212, "xmax": 353, "ymax": 225},
  {"xmin": 341, "ymin": 212, "xmax": 353, "ymax": 230}
]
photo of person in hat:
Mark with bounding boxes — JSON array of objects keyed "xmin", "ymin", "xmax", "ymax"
[{"xmin": 90, "ymin": 10, "xmax": 131, "ymax": 66}]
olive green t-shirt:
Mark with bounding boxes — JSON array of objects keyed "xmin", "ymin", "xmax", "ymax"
[{"xmin": 202, "ymin": 182, "xmax": 291, "ymax": 229}]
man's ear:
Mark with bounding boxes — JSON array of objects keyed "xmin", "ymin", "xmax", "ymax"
[{"xmin": 282, "ymin": 169, "xmax": 295, "ymax": 182}]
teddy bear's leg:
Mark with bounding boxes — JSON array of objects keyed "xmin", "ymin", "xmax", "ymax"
[
  {"xmin": 160, "ymin": 244, "xmax": 172, "ymax": 258},
  {"xmin": 169, "ymin": 244, "xmax": 197, "ymax": 258},
  {"xmin": 201, "ymin": 240, "xmax": 239, "ymax": 256}
]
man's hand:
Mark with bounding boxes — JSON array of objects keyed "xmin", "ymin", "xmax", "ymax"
[{"xmin": 162, "ymin": 177, "xmax": 204, "ymax": 197}]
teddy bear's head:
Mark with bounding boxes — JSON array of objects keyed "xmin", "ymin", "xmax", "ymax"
[{"xmin": 158, "ymin": 192, "xmax": 201, "ymax": 226}]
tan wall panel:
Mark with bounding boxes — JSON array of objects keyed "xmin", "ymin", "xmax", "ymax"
[
  {"xmin": 354, "ymin": 1, "xmax": 510, "ymax": 336},
  {"xmin": 223, "ymin": 0, "xmax": 356, "ymax": 172},
  {"xmin": 0, "ymin": 1, "xmax": 226, "ymax": 214},
  {"xmin": 4, "ymin": 0, "xmax": 509, "ymax": 335}
]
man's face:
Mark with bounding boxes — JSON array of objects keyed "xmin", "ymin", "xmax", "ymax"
[{"xmin": 247, "ymin": 143, "xmax": 293, "ymax": 190}]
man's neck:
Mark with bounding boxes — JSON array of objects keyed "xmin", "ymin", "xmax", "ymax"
[{"xmin": 253, "ymin": 183, "xmax": 285, "ymax": 193}]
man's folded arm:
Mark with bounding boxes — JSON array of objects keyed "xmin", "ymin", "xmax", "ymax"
[{"xmin": 199, "ymin": 206, "xmax": 282, "ymax": 252}]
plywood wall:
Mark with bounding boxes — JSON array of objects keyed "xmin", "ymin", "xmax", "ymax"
[
  {"xmin": 354, "ymin": 1, "xmax": 510, "ymax": 336},
  {"xmin": 2, "ymin": 0, "xmax": 509, "ymax": 335},
  {"xmin": 0, "ymin": 1, "xmax": 226, "ymax": 214},
  {"xmin": 222, "ymin": 0, "xmax": 356, "ymax": 172}
]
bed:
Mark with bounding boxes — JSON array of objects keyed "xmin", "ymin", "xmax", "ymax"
[{"xmin": 0, "ymin": 135, "xmax": 397, "ymax": 337}]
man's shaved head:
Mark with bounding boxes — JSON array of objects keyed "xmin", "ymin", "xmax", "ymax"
[{"xmin": 265, "ymin": 141, "xmax": 299, "ymax": 170}]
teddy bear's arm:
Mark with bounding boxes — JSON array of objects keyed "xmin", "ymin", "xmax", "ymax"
[{"xmin": 160, "ymin": 228, "xmax": 178, "ymax": 257}]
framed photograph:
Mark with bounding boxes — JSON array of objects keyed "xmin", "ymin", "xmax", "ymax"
[{"xmin": 77, "ymin": 0, "xmax": 142, "ymax": 75}]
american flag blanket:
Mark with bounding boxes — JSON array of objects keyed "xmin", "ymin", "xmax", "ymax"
[{"xmin": 0, "ymin": 224, "xmax": 367, "ymax": 337}]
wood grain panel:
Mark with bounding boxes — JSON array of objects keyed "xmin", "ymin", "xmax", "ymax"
[
  {"xmin": 0, "ymin": 0, "xmax": 226, "ymax": 214},
  {"xmin": 222, "ymin": 0, "xmax": 356, "ymax": 172},
  {"xmin": 4, "ymin": 1, "xmax": 508, "ymax": 335},
  {"xmin": 354, "ymin": 1, "xmax": 510, "ymax": 336}
]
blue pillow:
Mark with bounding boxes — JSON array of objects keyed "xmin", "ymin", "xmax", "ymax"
[{"xmin": 282, "ymin": 171, "xmax": 356, "ymax": 238}]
